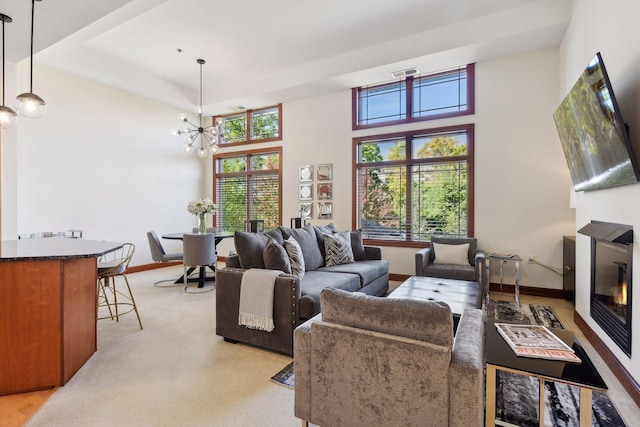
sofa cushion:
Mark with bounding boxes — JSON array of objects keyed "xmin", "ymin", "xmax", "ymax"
[
  {"xmin": 234, "ymin": 228, "xmax": 284, "ymax": 269},
  {"xmin": 283, "ymin": 224, "xmax": 325, "ymax": 271},
  {"xmin": 284, "ymin": 236, "xmax": 305, "ymax": 278},
  {"xmin": 321, "ymin": 287, "xmax": 453, "ymax": 348},
  {"xmin": 350, "ymin": 230, "xmax": 367, "ymax": 261},
  {"xmin": 433, "ymin": 242, "xmax": 470, "ymax": 266},
  {"xmin": 323, "ymin": 232, "xmax": 355, "ymax": 267},
  {"xmin": 317, "ymin": 259, "xmax": 388, "ymax": 287},
  {"xmin": 299, "ymin": 271, "xmax": 361, "ymax": 319},
  {"xmin": 422, "ymin": 264, "xmax": 476, "ymax": 282},
  {"xmin": 263, "ymin": 237, "xmax": 291, "ymax": 273}
]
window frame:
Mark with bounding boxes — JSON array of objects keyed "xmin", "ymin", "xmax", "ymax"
[
  {"xmin": 213, "ymin": 104, "xmax": 283, "ymax": 147},
  {"xmin": 351, "ymin": 124, "xmax": 474, "ymax": 248},
  {"xmin": 352, "ymin": 64, "xmax": 475, "ymax": 130},
  {"xmin": 213, "ymin": 147, "xmax": 283, "ymax": 231}
]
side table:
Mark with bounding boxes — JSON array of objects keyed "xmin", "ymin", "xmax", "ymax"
[
  {"xmin": 487, "ymin": 253, "xmax": 522, "ymax": 306},
  {"xmin": 485, "ymin": 319, "xmax": 607, "ymax": 427}
]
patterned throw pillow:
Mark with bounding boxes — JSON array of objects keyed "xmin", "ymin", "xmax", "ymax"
[
  {"xmin": 283, "ymin": 236, "xmax": 305, "ymax": 278},
  {"xmin": 323, "ymin": 232, "xmax": 355, "ymax": 267}
]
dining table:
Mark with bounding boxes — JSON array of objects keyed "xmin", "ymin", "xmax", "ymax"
[{"xmin": 162, "ymin": 231, "xmax": 234, "ymax": 287}]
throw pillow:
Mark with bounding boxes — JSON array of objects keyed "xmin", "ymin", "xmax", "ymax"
[
  {"xmin": 283, "ymin": 236, "xmax": 305, "ymax": 278},
  {"xmin": 233, "ymin": 228, "xmax": 285, "ymax": 269},
  {"xmin": 350, "ymin": 229, "xmax": 367, "ymax": 261},
  {"xmin": 323, "ymin": 231, "xmax": 355, "ymax": 267},
  {"xmin": 282, "ymin": 224, "xmax": 324, "ymax": 270},
  {"xmin": 433, "ymin": 242, "xmax": 470, "ymax": 266},
  {"xmin": 263, "ymin": 237, "xmax": 291, "ymax": 274}
]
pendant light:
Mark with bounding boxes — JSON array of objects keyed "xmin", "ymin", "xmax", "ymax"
[
  {"xmin": 0, "ymin": 13, "xmax": 17, "ymax": 129},
  {"xmin": 173, "ymin": 58, "xmax": 224, "ymax": 157},
  {"xmin": 16, "ymin": 0, "xmax": 45, "ymax": 119}
]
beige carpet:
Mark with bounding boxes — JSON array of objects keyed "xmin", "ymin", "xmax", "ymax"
[{"xmin": 27, "ymin": 266, "xmax": 298, "ymax": 427}]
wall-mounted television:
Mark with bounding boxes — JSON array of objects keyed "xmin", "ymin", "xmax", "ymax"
[{"xmin": 553, "ymin": 52, "xmax": 640, "ymax": 192}]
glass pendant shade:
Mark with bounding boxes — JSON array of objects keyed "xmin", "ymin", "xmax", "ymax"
[
  {"xmin": 16, "ymin": 0, "xmax": 46, "ymax": 120},
  {"xmin": 16, "ymin": 92, "xmax": 46, "ymax": 119},
  {"xmin": 0, "ymin": 105, "xmax": 17, "ymax": 129}
]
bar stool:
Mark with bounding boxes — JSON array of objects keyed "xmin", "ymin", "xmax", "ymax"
[
  {"xmin": 97, "ymin": 243, "xmax": 143, "ymax": 329},
  {"xmin": 244, "ymin": 220, "xmax": 264, "ymax": 232}
]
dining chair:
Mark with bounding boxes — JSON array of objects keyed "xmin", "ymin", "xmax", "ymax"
[
  {"xmin": 182, "ymin": 233, "xmax": 217, "ymax": 293},
  {"xmin": 147, "ymin": 230, "xmax": 184, "ymax": 287},
  {"xmin": 97, "ymin": 243, "xmax": 143, "ymax": 329}
]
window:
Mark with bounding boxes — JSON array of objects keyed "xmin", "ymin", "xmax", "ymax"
[
  {"xmin": 214, "ymin": 148, "xmax": 282, "ymax": 231},
  {"xmin": 353, "ymin": 124, "xmax": 473, "ymax": 245},
  {"xmin": 215, "ymin": 104, "xmax": 282, "ymax": 146},
  {"xmin": 352, "ymin": 64, "xmax": 474, "ymax": 130}
]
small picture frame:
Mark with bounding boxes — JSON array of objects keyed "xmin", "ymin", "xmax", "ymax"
[
  {"xmin": 317, "ymin": 183, "xmax": 332, "ymax": 200},
  {"xmin": 299, "ymin": 165, "xmax": 313, "ymax": 182},
  {"xmin": 317, "ymin": 202, "xmax": 333, "ymax": 219},
  {"xmin": 317, "ymin": 164, "xmax": 332, "ymax": 181},
  {"xmin": 299, "ymin": 183, "xmax": 313, "ymax": 200},
  {"xmin": 299, "ymin": 202, "xmax": 312, "ymax": 219}
]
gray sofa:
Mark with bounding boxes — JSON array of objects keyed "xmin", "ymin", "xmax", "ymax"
[
  {"xmin": 216, "ymin": 224, "xmax": 389, "ymax": 355},
  {"xmin": 294, "ymin": 288, "xmax": 485, "ymax": 427}
]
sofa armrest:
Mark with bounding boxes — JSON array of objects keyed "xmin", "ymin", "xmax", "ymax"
[
  {"xmin": 449, "ymin": 308, "xmax": 485, "ymax": 427},
  {"xmin": 293, "ymin": 314, "xmax": 322, "ymax": 422},
  {"xmin": 215, "ymin": 267, "xmax": 301, "ymax": 355},
  {"xmin": 225, "ymin": 254, "xmax": 241, "ymax": 268},
  {"xmin": 474, "ymin": 250, "xmax": 487, "ymax": 291},
  {"xmin": 364, "ymin": 245, "xmax": 382, "ymax": 260},
  {"xmin": 415, "ymin": 247, "xmax": 433, "ymax": 276}
]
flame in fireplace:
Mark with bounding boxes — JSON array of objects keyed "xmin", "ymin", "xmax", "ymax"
[{"xmin": 613, "ymin": 281, "xmax": 628, "ymax": 306}]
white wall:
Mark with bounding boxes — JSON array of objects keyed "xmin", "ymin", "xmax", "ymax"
[
  {"xmin": 0, "ymin": 61, "xmax": 18, "ymax": 238},
  {"xmin": 559, "ymin": 0, "xmax": 640, "ymax": 381},
  {"xmin": 12, "ymin": 64, "xmax": 210, "ymax": 265},
  {"xmin": 218, "ymin": 48, "xmax": 574, "ymax": 289}
]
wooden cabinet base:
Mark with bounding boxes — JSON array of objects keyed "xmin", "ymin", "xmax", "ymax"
[{"xmin": 0, "ymin": 258, "xmax": 97, "ymax": 395}]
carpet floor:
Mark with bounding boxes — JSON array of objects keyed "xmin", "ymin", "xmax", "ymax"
[{"xmin": 272, "ymin": 300, "xmax": 628, "ymax": 427}]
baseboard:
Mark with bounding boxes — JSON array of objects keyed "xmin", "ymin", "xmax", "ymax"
[
  {"xmin": 488, "ymin": 282, "xmax": 564, "ymax": 299},
  {"xmin": 126, "ymin": 262, "xmax": 181, "ymax": 274},
  {"xmin": 574, "ymin": 311, "xmax": 640, "ymax": 407}
]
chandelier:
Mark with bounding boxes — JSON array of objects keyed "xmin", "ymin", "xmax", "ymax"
[
  {"xmin": 173, "ymin": 59, "xmax": 224, "ymax": 157},
  {"xmin": 0, "ymin": 13, "xmax": 17, "ymax": 129},
  {"xmin": 16, "ymin": 0, "xmax": 46, "ymax": 119}
]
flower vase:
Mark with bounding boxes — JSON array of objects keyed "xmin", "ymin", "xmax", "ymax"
[{"xmin": 198, "ymin": 214, "xmax": 207, "ymax": 234}]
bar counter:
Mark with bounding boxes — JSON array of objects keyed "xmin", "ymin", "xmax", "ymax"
[{"xmin": 0, "ymin": 238, "xmax": 122, "ymax": 395}]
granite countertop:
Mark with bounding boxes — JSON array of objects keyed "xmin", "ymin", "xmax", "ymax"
[{"xmin": 0, "ymin": 238, "xmax": 122, "ymax": 262}]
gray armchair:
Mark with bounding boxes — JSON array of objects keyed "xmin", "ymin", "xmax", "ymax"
[
  {"xmin": 415, "ymin": 237, "xmax": 486, "ymax": 290},
  {"xmin": 294, "ymin": 288, "xmax": 485, "ymax": 427}
]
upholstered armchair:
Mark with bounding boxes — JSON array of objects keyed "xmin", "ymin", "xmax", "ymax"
[
  {"xmin": 294, "ymin": 288, "xmax": 485, "ymax": 427},
  {"xmin": 415, "ymin": 237, "xmax": 486, "ymax": 290}
]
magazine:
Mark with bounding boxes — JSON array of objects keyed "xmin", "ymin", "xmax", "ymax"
[{"xmin": 495, "ymin": 323, "xmax": 581, "ymax": 363}]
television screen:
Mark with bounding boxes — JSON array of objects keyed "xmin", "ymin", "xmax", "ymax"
[{"xmin": 553, "ymin": 52, "xmax": 640, "ymax": 192}]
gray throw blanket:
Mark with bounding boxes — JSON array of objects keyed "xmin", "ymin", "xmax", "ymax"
[{"xmin": 238, "ymin": 268, "xmax": 282, "ymax": 332}]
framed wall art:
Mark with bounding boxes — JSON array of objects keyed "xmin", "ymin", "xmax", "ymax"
[
  {"xmin": 299, "ymin": 165, "xmax": 313, "ymax": 182},
  {"xmin": 299, "ymin": 183, "xmax": 313, "ymax": 200},
  {"xmin": 317, "ymin": 163, "xmax": 332, "ymax": 181},
  {"xmin": 299, "ymin": 202, "xmax": 312, "ymax": 219},
  {"xmin": 317, "ymin": 202, "xmax": 333, "ymax": 219},
  {"xmin": 317, "ymin": 183, "xmax": 332, "ymax": 200}
]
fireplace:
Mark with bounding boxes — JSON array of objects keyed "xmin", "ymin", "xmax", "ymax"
[{"xmin": 578, "ymin": 221, "xmax": 633, "ymax": 357}]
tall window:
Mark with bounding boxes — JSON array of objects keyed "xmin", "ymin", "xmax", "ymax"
[
  {"xmin": 353, "ymin": 124, "xmax": 473, "ymax": 246},
  {"xmin": 215, "ymin": 104, "xmax": 282, "ymax": 146},
  {"xmin": 353, "ymin": 64, "xmax": 474, "ymax": 130},
  {"xmin": 214, "ymin": 148, "xmax": 282, "ymax": 231}
]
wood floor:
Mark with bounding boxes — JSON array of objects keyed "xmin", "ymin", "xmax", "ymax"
[{"xmin": 0, "ymin": 389, "xmax": 55, "ymax": 427}]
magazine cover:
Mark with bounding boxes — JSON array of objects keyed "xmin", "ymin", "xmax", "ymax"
[{"xmin": 495, "ymin": 323, "xmax": 574, "ymax": 353}]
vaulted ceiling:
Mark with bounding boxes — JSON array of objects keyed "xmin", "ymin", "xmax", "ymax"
[{"xmin": 1, "ymin": 0, "xmax": 571, "ymax": 114}]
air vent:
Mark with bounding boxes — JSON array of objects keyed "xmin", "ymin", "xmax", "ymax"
[{"xmin": 391, "ymin": 68, "xmax": 418, "ymax": 79}]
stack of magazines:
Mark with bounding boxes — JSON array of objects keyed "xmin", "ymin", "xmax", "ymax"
[{"xmin": 495, "ymin": 323, "xmax": 581, "ymax": 363}]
